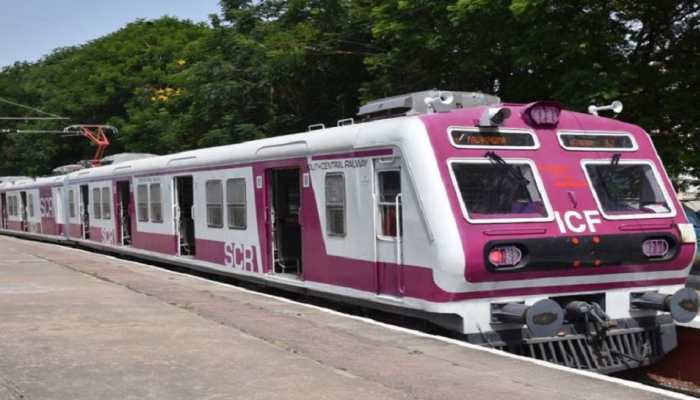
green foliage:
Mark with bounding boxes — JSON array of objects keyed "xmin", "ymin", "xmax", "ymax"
[
  {"xmin": 0, "ymin": 17, "xmax": 210, "ymax": 175},
  {"xmin": 360, "ymin": 0, "xmax": 699, "ymax": 179},
  {"xmin": 0, "ymin": 2, "xmax": 698, "ymax": 180}
]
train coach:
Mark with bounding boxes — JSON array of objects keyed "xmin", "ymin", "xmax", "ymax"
[{"xmin": 0, "ymin": 90, "xmax": 697, "ymax": 374}]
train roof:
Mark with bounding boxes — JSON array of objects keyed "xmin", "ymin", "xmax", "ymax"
[
  {"xmin": 0, "ymin": 92, "xmax": 649, "ymax": 188},
  {"xmin": 0, "ymin": 175, "xmax": 66, "ymax": 191},
  {"xmin": 61, "ymin": 114, "xmax": 424, "ymax": 183},
  {"xmin": 64, "ymin": 106, "xmax": 644, "ymax": 182}
]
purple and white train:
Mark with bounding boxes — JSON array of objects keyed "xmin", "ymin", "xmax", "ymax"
[{"xmin": 1, "ymin": 90, "xmax": 697, "ymax": 373}]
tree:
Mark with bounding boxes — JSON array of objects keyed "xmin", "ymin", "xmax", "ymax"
[
  {"xmin": 0, "ymin": 2, "xmax": 697, "ymax": 181},
  {"xmin": 0, "ymin": 17, "xmax": 210, "ymax": 175},
  {"xmin": 361, "ymin": 0, "xmax": 699, "ymax": 181}
]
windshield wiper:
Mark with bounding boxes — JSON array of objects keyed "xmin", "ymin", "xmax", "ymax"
[
  {"xmin": 595, "ymin": 153, "xmax": 622, "ymax": 209},
  {"xmin": 609, "ymin": 153, "xmax": 621, "ymax": 172},
  {"xmin": 484, "ymin": 151, "xmax": 530, "ymax": 187},
  {"xmin": 483, "ymin": 151, "xmax": 531, "ymax": 212}
]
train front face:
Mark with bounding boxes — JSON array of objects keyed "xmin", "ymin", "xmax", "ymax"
[{"xmin": 422, "ymin": 102, "xmax": 698, "ymax": 373}]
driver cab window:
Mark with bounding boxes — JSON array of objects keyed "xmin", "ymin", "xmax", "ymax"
[{"xmin": 378, "ymin": 171, "xmax": 401, "ymax": 237}]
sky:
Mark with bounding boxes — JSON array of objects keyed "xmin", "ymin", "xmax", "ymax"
[{"xmin": 0, "ymin": 0, "xmax": 221, "ymax": 68}]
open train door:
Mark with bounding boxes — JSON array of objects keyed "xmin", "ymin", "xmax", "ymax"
[
  {"xmin": 116, "ymin": 181, "xmax": 133, "ymax": 246},
  {"xmin": 80, "ymin": 185, "xmax": 90, "ymax": 239},
  {"xmin": 174, "ymin": 176, "xmax": 196, "ymax": 256},
  {"xmin": 0, "ymin": 193, "xmax": 6, "ymax": 229},
  {"xmin": 374, "ymin": 157, "xmax": 404, "ymax": 297},
  {"xmin": 19, "ymin": 191, "xmax": 28, "ymax": 232},
  {"xmin": 267, "ymin": 168, "xmax": 303, "ymax": 278}
]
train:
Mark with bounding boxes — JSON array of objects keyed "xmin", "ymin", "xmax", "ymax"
[{"xmin": 1, "ymin": 90, "xmax": 697, "ymax": 374}]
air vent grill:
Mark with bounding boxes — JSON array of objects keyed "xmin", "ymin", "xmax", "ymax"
[{"xmin": 357, "ymin": 89, "xmax": 500, "ymax": 122}]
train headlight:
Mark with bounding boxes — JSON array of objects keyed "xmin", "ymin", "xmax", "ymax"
[
  {"xmin": 488, "ymin": 246, "xmax": 523, "ymax": 268},
  {"xmin": 642, "ymin": 238, "xmax": 670, "ymax": 258},
  {"xmin": 523, "ymin": 101, "xmax": 561, "ymax": 128},
  {"xmin": 678, "ymin": 223, "xmax": 697, "ymax": 244}
]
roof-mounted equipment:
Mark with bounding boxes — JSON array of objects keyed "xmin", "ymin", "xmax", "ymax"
[
  {"xmin": 52, "ymin": 164, "xmax": 86, "ymax": 175},
  {"xmin": 357, "ymin": 89, "xmax": 500, "ymax": 121},
  {"xmin": 337, "ymin": 118, "xmax": 354, "ymax": 127},
  {"xmin": 62, "ymin": 125, "xmax": 118, "ymax": 167},
  {"xmin": 308, "ymin": 123, "xmax": 326, "ymax": 131},
  {"xmin": 100, "ymin": 153, "xmax": 157, "ymax": 165},
  {"xmin": 0, "ymin": 176, "xmax": 30, "ymax": 184},
  {"xmin": 588, "ymin": 100, "xmax": 623, "ymax": 116},
  {"xmin": 479, "ymin": 107, "xmax": 512, "ymax": 127},
  {"xmin": 522, "ymin": 101, "xmax": 561, "ymax": 128}
]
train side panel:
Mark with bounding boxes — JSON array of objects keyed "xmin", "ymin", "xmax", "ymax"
[
  {"xmin": 131, "ymin": 175, "xmax": 177, "ymax": 255},
  {"xmin": 191, "ymin": 166, "xmax": 262, "ymax": 270}
]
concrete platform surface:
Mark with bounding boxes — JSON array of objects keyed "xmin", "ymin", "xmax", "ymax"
[{"xmin": 0, "ymin": 236, "xmax": 678, "ymax": 400}]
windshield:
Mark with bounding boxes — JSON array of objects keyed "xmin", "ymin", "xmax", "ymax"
[
  {"xmin": 586, "ymin": 162, "xmax": 671, "ymax": 215},
  {"xmin": 451, "ymin": 161, "xmax": 548, "ymax": 220}
]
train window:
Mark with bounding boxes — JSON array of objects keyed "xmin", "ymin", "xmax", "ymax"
[
  {"xmin": 102, "ymin": 187, "xmax": 111, "ymax": 220},
  {"xmin": 559, "ymin": 132, "xmax": 637, "ymax": 151},
  {"xmin": 8, "ymin": 196, "xmax": 14, "ymax": 217},
  {"xmin": 450, "ymin": 128, "xmax": 537, "ymax": 149},
  {"xmin": 27, "ymin": 193, "xmax": 34, "ymax": 218},
  {"xmin": 450, "ymin": 160, "xmax": 549, "ymax": 221},
  {"xmin": 585, "ymin": 161, "xmax": 672, "ymax": 217},
  {"xmin": 226, "ymin": 178, "xmax": 246, "ymax": 230},
  {"xmin": 378, "ymin": 171, "xmax": 401, "ymax": 237},
  {"xmin": 206, "ymin": 180, "xmax": 224, "ymax": 229},
  {"xmin": 93, "ymin": 188, "xmax": 102, "ymax": 219},
  {"xmin": 325, "ymin": 173, "xmax": 345, "ymax": 236},
  {"xmin": 137, "ymin": 184, "xmax": 149, "ymax": 222},
  {"xmin": 150, "ymin": 183, "xmax": 163, "ymax": 223},
  {"xmin": 69, "ymin": 190, "xmax": 76, "ymax": 218}
]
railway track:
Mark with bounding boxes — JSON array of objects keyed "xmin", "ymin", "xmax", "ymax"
[{"xmin": 615, "ymin": 326, "xmax": 700, "ymax": 397}]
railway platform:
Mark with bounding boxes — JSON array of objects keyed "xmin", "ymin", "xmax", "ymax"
[{"xmin": 0, "ymin": 236, "xmax": 687, "ymax": 400}]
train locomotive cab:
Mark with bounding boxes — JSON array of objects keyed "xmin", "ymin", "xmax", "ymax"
[{"xmin": 400, "ymin": 92, "xmax": 699, "ymax": 373}]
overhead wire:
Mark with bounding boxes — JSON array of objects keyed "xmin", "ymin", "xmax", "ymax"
[
  {"xmin": 0, "ymin": 129, "xmax": 67, "ymax": 134},
  {"xmin": 0, "ymin": 96, "xmax": 68, "ymax": 120}
]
